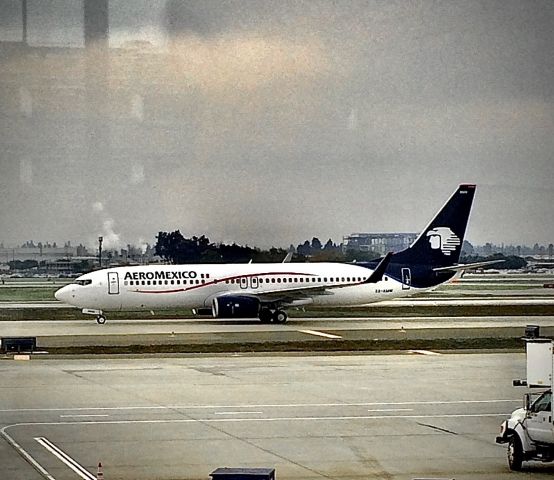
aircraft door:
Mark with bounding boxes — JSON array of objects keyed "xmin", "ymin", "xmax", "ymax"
[
  {"xmin": 401, "ymin": 268, "xmax": 411, "ymax": 290},
  {"xmin": 251, "ymin": 277, "xmax": 259, "ymax": 289},
  {"xmin": 108, "ymin": 272, "xmax": 120, "ymax": 295},
  {"xmin": 240, "ymin": 277, "xmax": 248, "ymax": 289}
]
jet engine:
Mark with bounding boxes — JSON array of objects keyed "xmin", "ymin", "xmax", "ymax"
[{"xmin": 212, "ymin": 296, "xmax": 261, "ymax": 318}]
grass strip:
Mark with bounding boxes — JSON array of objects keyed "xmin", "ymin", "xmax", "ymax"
[
  {"xmin": 30, "ymin": 336, "xmax": 526, "ymax": 355},
  {"xmin": 1, "ymin": 304, "xmax": 553, "ymax": 321}
]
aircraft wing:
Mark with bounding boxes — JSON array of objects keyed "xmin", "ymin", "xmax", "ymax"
[
  {"xmin": 432, "ymin": 259, "xmax": 505, "ymax": 272},
  {"xmin": 212, "ymin": 254, "xmax": 393, "ymax": 306}
]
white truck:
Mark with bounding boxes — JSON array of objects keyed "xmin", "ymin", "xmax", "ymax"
[{"xmin": 496, "ymin": 327, "xmax": 554, "ymax": 470}]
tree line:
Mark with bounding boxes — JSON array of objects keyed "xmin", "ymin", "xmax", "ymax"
[{"xmin": 154, "ymin": 231, "xmax": 381, "ymax": 264}]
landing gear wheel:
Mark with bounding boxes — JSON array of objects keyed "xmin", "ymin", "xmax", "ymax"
[
  {"xmin": 508, "ymin": 435, "xmax": 523, "ymax": 471},
  {"xmin": 273, "ymin": 310, "xmax": 288, "ymax": 324},
  {"xmin": 96, "ymin": 315, "xmax": 107, "ymax": 325},
  {"xmin": 259, "ymin": 308, "xmax": 272, "ymax": 324}
]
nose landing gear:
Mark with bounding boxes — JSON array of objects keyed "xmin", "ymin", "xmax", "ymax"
[{"xmin": 82, "ymin": 309, "xmax": 107, "ymax": 325}]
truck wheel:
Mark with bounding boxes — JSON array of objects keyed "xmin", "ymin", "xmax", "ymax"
[{"xmin": 508, "ymin": 435, "xmax": 523, "ymax": 471}]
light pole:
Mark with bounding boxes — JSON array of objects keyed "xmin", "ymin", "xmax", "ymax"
[{"xmin": 98, "ymin": 236, "xmax": 103, "ymax": 268}]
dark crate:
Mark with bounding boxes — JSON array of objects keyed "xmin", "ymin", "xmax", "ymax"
[
  {"xmin": 210, "ymin": 468, "xmax": 275, "ymax": 480},
  {"xmin": 1, "ymin": 337, "xmax": 37, "ymax": 353}
]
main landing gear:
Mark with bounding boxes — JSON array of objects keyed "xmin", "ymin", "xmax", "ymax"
[
  {"xmin": 96, "ymin": 315, "xmax": 107, "ymax": 325},
  {"xmin": 259, "ymin": 307, "xmax": 288, "ymax": 324}
]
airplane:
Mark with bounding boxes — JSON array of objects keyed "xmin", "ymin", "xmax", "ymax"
[{"xmin": 55, "ymin": 184, "xmax": 496, "ymax": 324}]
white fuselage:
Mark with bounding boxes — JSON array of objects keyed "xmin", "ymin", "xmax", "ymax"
[{"xmin": 55, "ymin": 262, "xmax": 423, "ymax": 312}]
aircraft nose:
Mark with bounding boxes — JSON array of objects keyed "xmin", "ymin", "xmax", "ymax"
[{"xmin": 54, "ymin": 285, "xmax": 71, "ymax": 303}]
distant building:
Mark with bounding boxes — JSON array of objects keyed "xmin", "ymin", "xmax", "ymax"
[
  {"xmin": 0, "ymin": 244, "xmax": 84, "ymax": 262},
  {"xmin": 342, "ymin": 233, "xmax": 417, "ymax": 256}
]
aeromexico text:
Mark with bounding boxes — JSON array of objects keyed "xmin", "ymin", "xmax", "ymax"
[{"xmin": 124, "ymin": 270, "xmax": 198, "ymax": 281}]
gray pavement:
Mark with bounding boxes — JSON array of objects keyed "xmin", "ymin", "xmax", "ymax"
[
  {"xmin": 1, "ymin": 315, "xmax": 554, "ymax": 351},
  {"xmin": 1, "ymin": 352, "xmax": 553, "ymax": 479},
  {"xmin": 2, "ymin": 315, "xmax": 554, "ymax": 337}
]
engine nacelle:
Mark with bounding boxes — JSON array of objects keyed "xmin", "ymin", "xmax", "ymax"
[{"xmin": 212, "ymin": 296, "xmax": 260, "ymax": 318}]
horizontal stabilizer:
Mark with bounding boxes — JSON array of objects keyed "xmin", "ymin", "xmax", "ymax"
[
  {"xmin": 365, "ymin": 252, "xmax": 393, "ymax": 283},
  {"xmin": 432, "ymin": 259, "xmax": 505, "ymax": 272}
]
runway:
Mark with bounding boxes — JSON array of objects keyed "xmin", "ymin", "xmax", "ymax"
[
  {"xmin": 0, "ymin": 309, "xmax": 551, "ymax": 354},
  {"xmin": 2, "ymin": 276, "xmax": 554, "ymax": 478},
  {"xmin": 2, "ymin": 315, "xmax": 554, "ymax": 337},
  {"xmin": 1, "ymin": 352, "xmax": 550, "ymax": 480}
]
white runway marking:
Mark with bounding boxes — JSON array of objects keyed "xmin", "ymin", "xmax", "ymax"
[
  {"xmin": 367, "ymin": 408, "xmax": 413, "ymax": 412},
  {"xmin": 0, "ymin": 399, "xmax": 520, "ymax": 413},
  {"xmin": 0, "ymin": 427, "xmax": 57, "ymax": 480},
  {"xmin": 35, "ymin": 437, "xmax": 95, "ymax": 480},
  {"xmin": 408, "ymin": 350, "xmax": 442, "ymax": 356},
  {"xmin": 8, "ymin": 412, "xmax": 510, "ymax": 429},
  {"xmin": 214, "ymin": 411, "xmax": 263, "ymax": 415},
  {"xmin": 59, "ymin": 414, "xmax": 110, "ymax": 418},
  {"xmin": 298, "ymin": 329, "xmax": 342, "ymax": 339}
]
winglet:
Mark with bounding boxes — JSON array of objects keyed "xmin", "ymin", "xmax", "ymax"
[
  {"xmin": 364, "ymin": 252, "xmax": 393, "ymax": 283},
  {"xmin": 282, "ymin": 252, "xmax": 293, "ymax": 263}
]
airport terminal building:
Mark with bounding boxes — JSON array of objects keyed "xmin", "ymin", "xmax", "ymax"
[{"xmin": 342, "ymin": 232, "xmax": 417, "ymax": 256}]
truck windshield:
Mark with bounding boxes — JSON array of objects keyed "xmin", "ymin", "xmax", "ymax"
[{"xmin": 531, "ymin": 391, "xmax": 551, "ymax": 413}]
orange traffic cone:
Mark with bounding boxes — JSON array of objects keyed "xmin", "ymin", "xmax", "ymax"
[{"xmin": 97, "ymin": 462, "xmax": 104, "ymax": 480}]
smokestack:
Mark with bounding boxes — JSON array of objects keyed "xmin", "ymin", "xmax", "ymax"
[{"xmin": 84, "ymin": 0, "xmax": 109, "ymax": 49}]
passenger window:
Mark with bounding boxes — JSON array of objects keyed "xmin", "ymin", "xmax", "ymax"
[{"xmin": 141, "ymin": 280, "xmax": 145, "ymax": 285}]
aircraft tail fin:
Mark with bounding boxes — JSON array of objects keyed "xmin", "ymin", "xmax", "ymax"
[{"xmin": 393, "ymin": 184, "xmax": 476, "ymax": 269}]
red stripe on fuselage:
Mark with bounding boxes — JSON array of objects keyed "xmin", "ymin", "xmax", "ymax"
[{"xmin": 133, "ymin": 271, "xmax": 318, "ymax": 294}]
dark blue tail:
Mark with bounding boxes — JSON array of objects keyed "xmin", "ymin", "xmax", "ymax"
[
  {"xmin": 362, "ymin": 184, "xmax": 476, "ymax": 288},
  {"xmin": 394, "ymin": 184, "xmax": 475, "ymax": 268}
]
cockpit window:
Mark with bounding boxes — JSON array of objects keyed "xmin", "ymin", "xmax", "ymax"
[{"xmin": 75, "ymin": 279, "xmax": 92, "ymax": 286}]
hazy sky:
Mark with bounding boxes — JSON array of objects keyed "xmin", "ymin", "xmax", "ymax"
[{"xmin": 0, "ymin": 0, "xmax": 553, "ymax": 249}]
